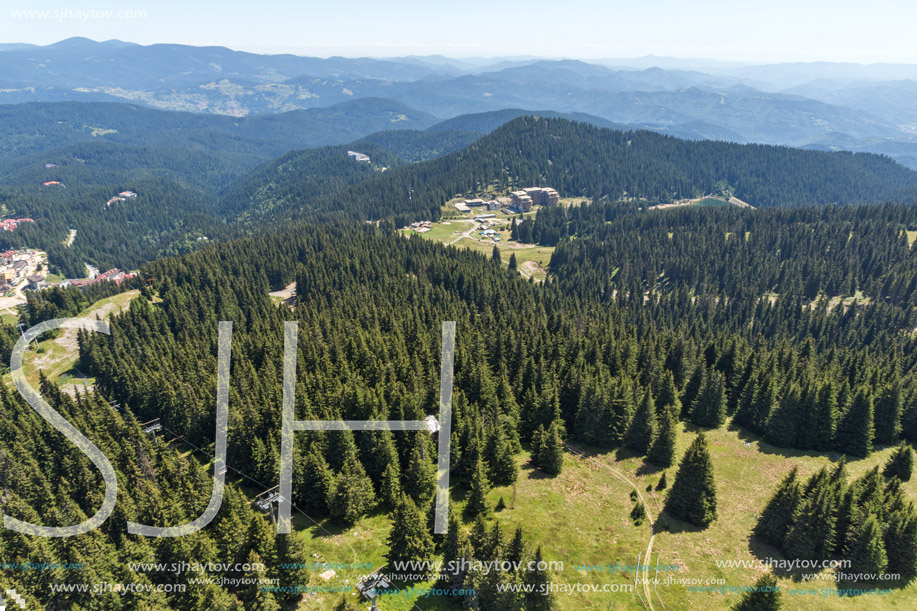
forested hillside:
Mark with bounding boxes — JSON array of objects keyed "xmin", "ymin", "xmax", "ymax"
[
  {"xmin": 0, "ymin": 378, "xmax": 313, "ymax": 610},
  {"xmin": 2, "ymin": 195, "xmax": 916, "ymax": 608},
  {"xmin": 5, "ymin": 111, "xmax": 917, "ymax": 277},
  {"xmin": 220, "ymin": 143, "xmax": 407, "ymax": 221},
  {"xmin": 0, "ymin": 141, "xmax": 239, "ymax": 276},
  {"xmin": 0, "ymin": 99, "xmax": 437, "ymax": 161},
  {"xmin": 297, "ymin": 117, "xmax": 917, "ymax": 225}
]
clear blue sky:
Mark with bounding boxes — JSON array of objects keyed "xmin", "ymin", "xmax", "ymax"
[{"xmin": 2, "ymin": 0, "xmax": 915, "ymax": 62}]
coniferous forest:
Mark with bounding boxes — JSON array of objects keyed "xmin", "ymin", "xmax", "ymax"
[{"xmin": 1, "ymin": 111, "xmax": 917, "ymax": 610}]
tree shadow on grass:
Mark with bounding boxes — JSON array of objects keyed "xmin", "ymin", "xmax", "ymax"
[
  {"xmin": 521, "ymin": 461, "xmax": 553, "ymax": 481},
  {"xmin": 636, "ymin": 460, "xmax": 666, "ymax": 477},
  {"xmin": 653, "ymin": 512, "xmax": 707, "ymax": 535},
  {"xmin": 726, "ymin": 420, "xmax": 854, "ymax": 463}
]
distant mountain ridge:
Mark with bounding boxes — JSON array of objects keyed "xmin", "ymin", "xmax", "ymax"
[{"xmin": 4, "ymin": 38, "xmax": 917, "ymax": 167}]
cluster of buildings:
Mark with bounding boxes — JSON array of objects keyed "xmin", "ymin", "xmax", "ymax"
[
  {"xmin": 0, "ymin": 249, "xmax": 41, "ymax": 292},
  {"xmin": 0, "ymin": 218, "xmax": 34, "ymax": 232},
  {"xmin": 69, "ymin": 268, "xmax": 136, "ymax": 288},
  {"xmin": 453, "ymin": 187, "xmax": 560, "ymax": 214},
  {"xmin": 510, "ymin": 187, "xmax": 560, "ymax": 212},
  {"xmin": 347, "ymin": 150, "xmax": 371, "ymax": 163},
  {"xmin": 454, "ymin": 198, "xmax": 507, "ymax": 213},
  {"xmin": 408, "ymin": 220, "xmax": 432, "ymax": 233},
  {"xmin": 107, "ymin": 191, "xmax": 137, "ymax": 206}
]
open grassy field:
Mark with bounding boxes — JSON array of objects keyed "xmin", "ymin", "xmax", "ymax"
[
  {"xmin": 2, "ymin": 289, "xmax": 142, "ymax": 391},
  {"xmin": 403, "ymin": 209, "xmax": 555, "ymax": 282},
  {"xmin": 282, "ymin": 417, "xmax": 916, "ymax": 611},
  {"xmin": 693, "ymin": 197, "xmax": 732, "ymax": 207}
]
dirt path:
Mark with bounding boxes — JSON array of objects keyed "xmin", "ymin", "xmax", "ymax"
[
  {"xmin": 19, "ymin": 290, "xmax": 141, "ymax": 391},
  {"xmin": 565, "ymin": 443, "xmax": 659, "ymax": 610},
  {"xmin": 447, "ymin": 223, "xmax": 478, "ymax": 245},
  {"xmin": 65, "ymin": 229, "xmax": 76, "ymax": 247}
]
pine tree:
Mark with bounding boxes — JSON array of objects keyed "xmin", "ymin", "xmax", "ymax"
[
  {"xmin": 664, "ymin": 433, "xmax": 717, "ymax": 527},
  {"xmin": 731, "ymin": 572, "xmax": 782, "ymax": 611},
  {"xmin": 883, "ymin": 504, "xmax": 917, "ymax": 582},
  {"xmin": 487, "ymin": 423, "xmax": 519, "ymax": 486},
  {"xmin": 538, "ymin": 420, "xmax": 564, "ymax": 475},
  {"xmin": 507, "ymin": 526, "xmax": 527, "ymax": 566},
  {"xmin": 882, "ymin": 443, "xmax": 913, "ymax": 482},
  {"xmin": 836, "ymin": 388, "xmax": 874, "ymax": 457},
  {"xmin": 874, "ymin": 382, "xmax": 902, "ymax": 445},
  {"xmin": 690, "ymin": 370, "xmax": 727, "ymax": 428},
  {"xmin": 523, "ymin": 546, "xmax": 557, "ymax": 610},
  {"xmin": 681, "ymin": 366, "xmax": 705, "ymax": 420},
  {"xmin": 783, "ymin": 486, "xmax": 836, "ymax": 563},
  {"xmin": 754, "ymin": 467, "xmax": 802, "ymax": 546},
  {"xmin": 441, "ymin": 510, "xmax": 473, "ymax": 588},
  {"xmin": 470, "ymin": 513, "xmax": 491, "ymax": 559},
  {"xmin": 466, "ymin": 455, "xmax": 492, "ymax": 517},
  {"xmin": 625, "ymin": 389, "xmax": 657, "ymax": 455},
  {"xmin": 764, "ymin": 383, "xmax": 801, "ymax": 448},
  {"xmin": 297, "ymin": 448, "xmax": 335, "ymax": 514},
  {"xmin": 380, "ymin": 460, "xmax": 402, "ymax": 508},
  {"xmin": 328, "ymin": 452, "xmax": 375, "ymax": 524},
  {"xmin": 813, "ymin": 381, "xmax": 839, "ymax": 451},
  {"xmin": 656, "ymin": 370, "xmax": 682, "ymax": 416},
  {"xmin": 508, "ymin": 253, "xmax": 518, "ymax": 271},
  {"xmin": 648, "ymin": 404, "xmax": 677, "ymax": 468},
  {"xmin": 387, "ymin": 493, "xmax": 434, "ymax": 575},
  {"xmin": 530, "ymin": 424, "xmax": 546, "ymax": 461},
  {"xmin": 403, "ymin": 433, "xmax": 436, "ymax": 506},
  {"xmin": 492, "ymin": 244, "xmax": 502, "ymax": 264},
  {"xmin": 846, "ymin": 513, "xmax": 888, "ymax": 575}
]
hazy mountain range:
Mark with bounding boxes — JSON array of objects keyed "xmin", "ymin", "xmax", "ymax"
[{"xmin": 4, "ymin": 38, "xmax": 917, "ymax": 167}]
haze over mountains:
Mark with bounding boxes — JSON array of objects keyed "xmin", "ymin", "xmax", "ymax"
[{"xmin": 5, "ymin": 38, "xmax": 917, "ymax": 168}]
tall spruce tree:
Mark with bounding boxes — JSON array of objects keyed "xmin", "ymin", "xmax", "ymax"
[
  {"xmin": 764, "ymin": 383, "xmax": 802, "ymax": 448},
  {"xmin": 883, "ymin": 443, "xmax": 914, "ymax": 481},
  {"xmin": 538, "ymin": 420, "xmax": 564, "ymax": 475},
  {"xmin": 487, "ymin": 422, "xmax": 519, "ymax": 486},
  {"xmin": 690, "ymin": 370, "xmax": 727, "ymax": 428},
  {"xmin": 328, "ymin": 452, "xmax": 376, "ymax": 524},
  {"xmin": 664, "ymin": 433, "xmax": 717, "ymax": 527},
  {"xmin": 754, "ymin": 467, "xmax": 802, "ymax": 546},
  {"xmin": 648, "ymin": 404, "xmax": 678, "ymax": 468},
  {"xmin": 625, "ymin": 389, "xmax": 658, "ymax": 455},
  {"xmin": 387, "ymin": 493, "xmax": 434, "ymax": 575},
  {"xmin": 731, "ymin": 572, "xmax": 782, "ymax": 611},
  {"xmin": 466, "ymin": 455, "xmax": 492, "ymax": 517},
  {"xmin": 403, "ymin": 433, "xmax": 437, "ymax": 506},
  {"xmin": 883, "ymin": 503, "xmax": 917, "ymax": 582},
  {"xmin": 813, "ymin": 381, "xmax": 839, "ymax": 451},
  {"xmin": 836, "ymin": 388, "xmax": 875, "ymax": 457},
  {"xmin": 874, "ymin": 382, "xmax": 902, "ymax": 446},
  {"xmin": 523, "ymin": 546, "xmax": 557, "ymax": 611},
  {"xmin": 846, "ymin": 513, "xmax": 888, "ymax": 575},
  {"xmin": 782, "ymin": 486, "xmax": 837, "ymax": 563}
]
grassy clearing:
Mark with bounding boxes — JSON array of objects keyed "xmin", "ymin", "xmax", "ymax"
[
  {"xmin": 406, "ymin": 213, "xmax": 556, "ymax": 282},
  {"xmin": 590, "ymin": 423, "xmax": 917, "ymax": 611},
  {"xmin": 2, "ymin": 290, "xmax": 141, "ymax": 390},
  {"xmin": 907, "ymin": 231, "xmax": 917, "ymax": 246},
  {"xmin": 693, "ymin": 197, "xmax": 732, "ymax": 207},
  {"xmin": 290, "ymin": 418, "xmax": 917, "ymax": 610}
]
